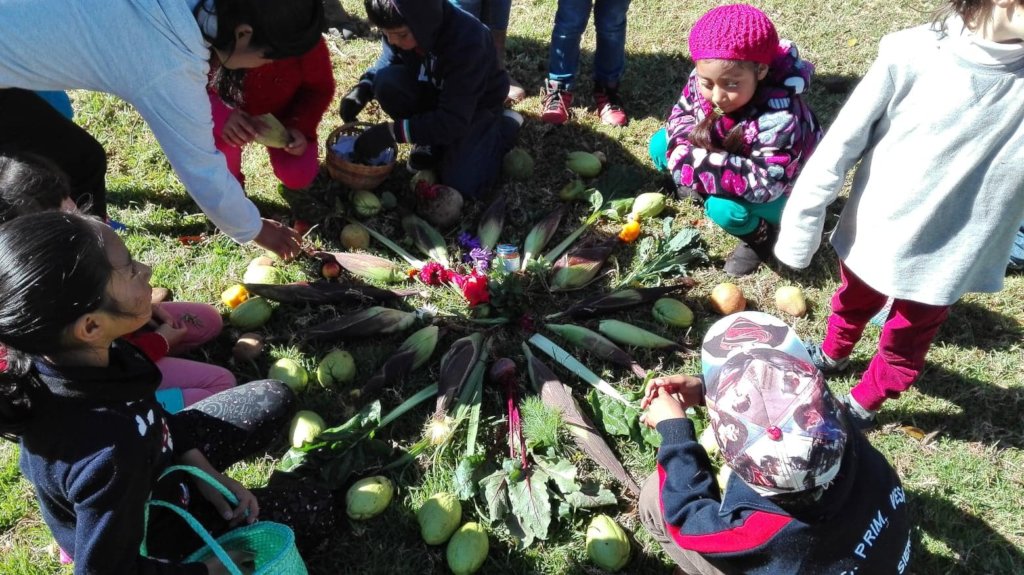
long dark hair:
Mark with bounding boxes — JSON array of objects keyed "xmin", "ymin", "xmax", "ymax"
[
  {"xmin": 687, "ymin": 60, "xmax": 761, "ymax": 155},
  {"xmin": 931, "ymin": 0, "xmax": 1022, "ymax": 33},
  {"xmin": 0, "ymin": 152, "xmax": 72, "ymax": 225},
  {"xmin": 364, "ymin": 0, "xmax": 407, "ymax": 28},
  {"xmin": 199, "ymin": 0, "xmax": 325, "ymax": 105},
  {"xmin": 0, "ymin": 213, "xmax": 128, "ymax": 440}
]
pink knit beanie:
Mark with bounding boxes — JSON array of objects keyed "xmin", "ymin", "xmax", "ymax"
[{"xmin": 688, "ymin": 4, "xmax": 779, "ymax": 66}]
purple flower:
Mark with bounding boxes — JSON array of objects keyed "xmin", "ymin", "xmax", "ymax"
[
  {"xmin": 467, "ymin": 247, "xmax": 492, "ymax": 272},
  {"xmin": 457, "ymin": 232, "xmax": 481, "ymax": 251}
]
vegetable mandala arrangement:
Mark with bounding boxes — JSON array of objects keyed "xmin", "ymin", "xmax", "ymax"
[{"xmin": 214, "ymin": 148, "xmax": 806, "ymax": 573}]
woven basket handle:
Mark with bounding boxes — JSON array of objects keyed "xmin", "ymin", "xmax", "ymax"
[{"xmin": 141, "ymin": 465, "xmax": 243, "ymax": 574}]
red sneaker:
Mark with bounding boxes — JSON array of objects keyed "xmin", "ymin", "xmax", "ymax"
[
  {"xmin": 594, "ymin": 84, "xmax": 628, "ymax": 127},
  {"xmin": 540, "ymin": 80, "xmax": 573, "ymax": 126}
]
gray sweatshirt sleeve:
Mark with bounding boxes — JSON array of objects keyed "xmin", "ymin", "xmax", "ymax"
[
  {"xmin": 131, "ymin": 66, "xmax": 263, "ymax": 244},
  {"xmin": 774, "ymin": 40, "xmax": 896, "ymax": 269}
]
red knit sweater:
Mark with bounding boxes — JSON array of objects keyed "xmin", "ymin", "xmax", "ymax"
[{"xmin": 208, "ymin": 38, "xmax": 336, "ymax": 140}]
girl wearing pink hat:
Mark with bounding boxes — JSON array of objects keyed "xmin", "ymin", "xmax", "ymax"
[{"xmin": 649, "ymin": 4, "xmax": 822, "ymax": 276}]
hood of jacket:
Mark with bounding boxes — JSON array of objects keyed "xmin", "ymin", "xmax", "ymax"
[{"xmin": 394, "ymin": 0, "xmax": 445, "ymax": 53}]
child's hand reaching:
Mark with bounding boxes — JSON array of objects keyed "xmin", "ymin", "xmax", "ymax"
[
  {"xmin": 151, "ymin": 304, "xmax": 187, "ymax": 349},
  {"xmin": 222, "ymin": 110, "xmax": 259, "ymax": 147},
  {"xmin": 640, "ymin": 386, "xmax": 689, "ymax": 429},
  {"xmin": 641, "ymin": 374, "xmax": 704, "ymax": 410},
  {"xmin": 284, "ymin": 129, "xmax": 307, "ymax": 156}
]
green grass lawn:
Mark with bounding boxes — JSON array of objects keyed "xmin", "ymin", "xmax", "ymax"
[{"xmin": 2, "ymin": 0, "xmax": 1023, "ymax": 573}]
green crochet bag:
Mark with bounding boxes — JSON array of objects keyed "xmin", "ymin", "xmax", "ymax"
[{"xmin": 143, "ymin": 465, "xmax": 307, "ymax": 575}]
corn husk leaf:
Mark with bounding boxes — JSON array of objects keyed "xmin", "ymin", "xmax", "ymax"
[
  {"xmin": 243, "ymin": 281, "xmax": 415, "ymax": 305},
  {"xmin": 546, "ymin": 323, "xmax": 646, "ymax": 378},
  {"xmin": 303, "ymin": 307, "xmax": 415, "ymax": 341},
  {"xmin": 401, "ymin": 214, "xmax": 450, "ymax": 267},
  {"xmin": 521, "ymin": 205, "xmax": 566, "ymax": 271},
  {"xmin": 542, "ymin": 190, "xmax": 604, "ymax": 263},
  {"xmin": 322, "ymin": 251, "xmax": 408, "ymax": 284},
  {"xmin": 527, "ymin": 333, "xmax": 631, "ymax": 405},
  {"xmin": 523, "ymin": 344, "xmax": 640, "ymax": 495},
  {"xmin": 546, "ymin": 282, "xmax": 696, "ymax": 320},
  {"xmin": 344, "ymin": 219, "xmax": 424, "ymax": 269},
  {"xmin": 550, "ymin": 241, "xmax": 615, "ymax": 291},
  {"xmin": 436, "ymin": 332, "xmax": 484, "ymax": 416},
  {"xmin": 349, "ymin": 348, "xmax": 417, "ymax": 406},
  {"xmin": 477, "ymin": 195, "xmax": 507, "ymax": 250}
]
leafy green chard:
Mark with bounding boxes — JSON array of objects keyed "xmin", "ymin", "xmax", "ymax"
[{"xmin": 615, "ymin": 218, "xmax": 709, "ymax": 287}]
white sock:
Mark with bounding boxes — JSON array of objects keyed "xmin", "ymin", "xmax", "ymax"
[{"xmin": 847, "ymin": 393, "xmax": 877, "ymax": 419}]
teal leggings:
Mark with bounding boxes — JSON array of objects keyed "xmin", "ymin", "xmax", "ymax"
[{"xmin": 648, "ymin": 128, "xmax": 786, "ymax": 236}]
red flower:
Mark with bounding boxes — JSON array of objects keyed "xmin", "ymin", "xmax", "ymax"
[
  {"xmin": 461, "ymin": 273, "xmax": 490, "ymax": 306},
  {"xmin": 418, "ymin": 261, "xmax": 447, "ymax": 286}
]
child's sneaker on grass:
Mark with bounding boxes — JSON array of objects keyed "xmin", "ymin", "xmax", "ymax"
[
  {"xmin": 838, "ymin": 393, "xmax": 878, "ymax": 431},
  {"xmin": 805, "ymin": 342, "xmax": 850, "ymax": 373},
  {"xmin": 540, "ymin": 79, "xmax": 573, "ymax": 125},
  {"xmin": 407, "ymin": 145, "xmax": 437, "ymax": 173},
  {"xmin": 593, "ymin": 83, "xmax": 628, "ymax": 126}
]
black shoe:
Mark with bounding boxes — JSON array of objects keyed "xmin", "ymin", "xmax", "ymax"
[
  {"xmin": 724, "ymin": 243, "xmax": 762, "ymax": 277},
  {"xmin": 837, "ymin": 394, "xmax": 879, "ymax": 431},
  {"xmin": 407, "ymin": 145, "xmax": 438, "ymax": 173}
]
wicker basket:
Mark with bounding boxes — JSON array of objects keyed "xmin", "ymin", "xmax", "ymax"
[{"xmin": 325, "ymin": 122, "xmax": 397, "ymax": 190}]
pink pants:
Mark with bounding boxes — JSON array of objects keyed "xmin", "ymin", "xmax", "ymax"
[
  {"xmin": 822, "ymin": 263, "xmax": 951, "ymax": 411},
  {"xmin": 153, "ymin": 302, "xmax": 235, "ymax": 406},
  {"xmin": 209, "ymin": 94, "xmax": 319, "ymax": 190}
]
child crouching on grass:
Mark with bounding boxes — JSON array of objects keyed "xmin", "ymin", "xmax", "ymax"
[
  {"xmin": 639, "ymin": 312, "xmax": 911, "ymax": 574},
  {"xmin": 341, "ymin": 0, "xmax": 522, "ymax": 198},
  {"xmin": 0, "ymin": 212, "xmax": 336, "ymax": 573},
  {"xmin": 649, "ymin": 4, "xmax": 822, "ymax": 277},
  {"xmin": 0, "ymin": 152, "xmax": 235, "ymax": 412}
]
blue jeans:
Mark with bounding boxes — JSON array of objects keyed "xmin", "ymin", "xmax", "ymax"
[
  {"xmin": 449, "ymin": 0, "xmax": 511, "ymax": 31},
  {"xmin": 548, "ymin": 0, "xmax": 631, "ymax": 90},
  {"xmin": 1009, "ymin": 221, "xmax": 1024, "ymax": 270},
  {"xmin": 374, "ymin": 65, "xmax": 519, "ymax": 198}
]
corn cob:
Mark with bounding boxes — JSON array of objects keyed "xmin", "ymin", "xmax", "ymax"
[
  {"xmin": 597, "ymin": 319, "xmax": 683, "ymax": 351},
  {"xmin": 477, "ymin": 195, "xmax": 506, "ymax": 250},
  {"xmin": 402, "ymin": 214, "xmax": 450, "ymax": 267},
  {"xmin": 546, "ymin": 323, "xmax": 646, "ymax": 378},
  {"xmin": 253, "ymin": 113, "xmax": 290, "ymax": 148},
  {"xmin": 397, "ymin": 325, "xmax": 440, "ymax": 371},
  {"xmin": 550, "ymin": 242, "xmax": 615, "ymax": 291},
  {"xmin": 628, "ymin": 192, "xmax": 667, "ymax": 220},
  {"xmin": 436, "ymin": 332, "xmax": 484, "ymax": 416},
  {"xmin": 521, "ymin": 205, "xmax": 566, "ymax": 271},
  {"xmin": 546, "ymin": 282, "xmax": 695, "ymax": 320},
  {"xmin": 329, "ymin": 251, "xmax": 407, "ymax": 284},
  {"xmin": 304, "ymin": 307, "xmax": 416, "ymax": 341}
]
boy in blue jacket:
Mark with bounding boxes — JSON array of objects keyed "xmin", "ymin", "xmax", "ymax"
[
  {"xmin": 341, "ymin": 0, "xmax": 521, "ymax": 198},
  {"xmin": 639, "ymin": 311, "xmax": 911, "ymax": 574}
]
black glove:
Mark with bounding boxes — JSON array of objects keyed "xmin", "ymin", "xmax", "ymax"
[
  {"xmin": 353, "ymin": 123, "xmax": 395, "ymax": 162},
  {"xmin": 339, "ymin": 83, "xmax": 373, "ymax": 123}
]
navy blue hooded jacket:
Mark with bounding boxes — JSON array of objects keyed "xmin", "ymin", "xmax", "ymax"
[
  {"xmin": 358, "ymin": 0, "xmax": 509, "ymax": 146},
  {"xmin": 656, "ymin": 417, "xmax": 912, "ymax": 574},
  {"xmin": 18, "ymin": 341, "xmax": 207, "ymax": 574}
]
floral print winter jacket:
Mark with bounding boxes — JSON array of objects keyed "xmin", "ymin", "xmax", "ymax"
[{"xmin": 665, "ymin": 40, "xmax": 823, "ymax": 203}]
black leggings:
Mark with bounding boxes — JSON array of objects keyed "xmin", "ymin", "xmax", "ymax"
[
  {"xmin": 0, "ymin": 88, "xmax": 108, "ymax": 218},
  {"xmin": 149, "ymin": 380, "xmax": 337, "ymax": 559}
]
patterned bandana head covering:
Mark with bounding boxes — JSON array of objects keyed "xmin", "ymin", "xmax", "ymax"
[{"xmin": 701, "ymin": 312, "xmax": 848, "ymax": 495}]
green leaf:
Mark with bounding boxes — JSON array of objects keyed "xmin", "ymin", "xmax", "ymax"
[
  {"xmin": 303, "ymin": 400, "xmax": 381, "ymax": 451},
  {"xmin": 480, "ymin": 469, "xmax": 510, "ymax": 523},
  {"xmin": 277, "ymin": 448, "xmax": 306, "ymax": 473},
  {"xmin": 507, "ymin": 468, "xmax": 552, "ymax": 544},
  {"xmin": 534, "ymin": 455, "xmax": 579, "ymax": 494},
  {"xmin": 563, "ymin": 482, "xmax": 618, "ymax": 509},
  {"xmin": 455, "ymin": 455, "xmax": 485, "ymax": 501}
]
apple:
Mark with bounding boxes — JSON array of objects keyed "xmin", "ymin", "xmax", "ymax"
[{"xmin": 321, "ymin": 261, "xmax": 342, "ymax": 279}]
